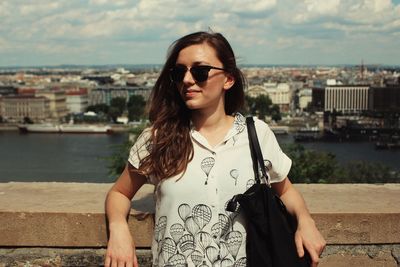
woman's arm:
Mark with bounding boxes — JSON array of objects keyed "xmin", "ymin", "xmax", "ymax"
[
  {"xmin": 272, "ymin": 177, "xmax": 326, "ymax": 267},
  {"xmin": 104, "ymin": 163, "xmax": 147, "ymax": 267}
]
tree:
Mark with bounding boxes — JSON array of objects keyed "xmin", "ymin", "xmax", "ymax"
[
  {"xmin": 333, "ymin": 161, "xmax": 397, "ymax": 183},
  {"xmin": 23, "ymin": 116, "xmax": 34, "ymax": 124},
  {"xmin": 86, "ymin": 104, "xmax": 109, "ymax": 114},
  {"xmin": 245, "ymin": 95, "xmax": 281, "ymax": 121},
  {"xmin": 107, "ymin": 124, "xmax": 146, "ymax": 177},
  {"xmin": 108, "ymin": 97, "xmax": 127, "ymax": 122},
  {"xmin": 270, "ymin": 104, "xmax": 282, "ymax": 122},
  {"xmin": 282, "ymin": 143, "xmax": 337, "ymax": 183},
  {"xmin": 110, "ymin": 97, "xmax": 126, "ymax": 115},
  {"xmin": 127, "ymin": 95, "xmax": 146, "ymax": 121}
]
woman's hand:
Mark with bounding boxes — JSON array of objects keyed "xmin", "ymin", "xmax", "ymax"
[
  {"xmin": 104, "ymin": 222, "xmax": 138, "ymax": 267},
  {"xmin": 295, "ymin": 217, "xmax": 326, "ymax": 267}
]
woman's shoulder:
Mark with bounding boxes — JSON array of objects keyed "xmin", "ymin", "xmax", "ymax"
[
  {"xmin": 251, "ymin": 116, "xmax": 272, "ymax": 133},
  {"xmin": 133, "ymin": 126, "xmax": 153, "ymax": 144}
]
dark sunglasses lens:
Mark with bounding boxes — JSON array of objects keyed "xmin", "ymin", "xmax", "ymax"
[
  {"xmin": 191, "ymin": 66, "xmax": 210, "ymax": 83},
  {"xmin": 170, "ymin": 66, "xmax": 186, "ymax": 82}
]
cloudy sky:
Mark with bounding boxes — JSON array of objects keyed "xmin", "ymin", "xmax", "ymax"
[{"xmin": 1, "ymin": 0, "xmax": 399, "ymax": 67}]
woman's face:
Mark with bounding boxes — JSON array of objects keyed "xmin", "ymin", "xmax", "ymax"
[{"xmin": 174, "ymin": 43, "xmax": 234, "ymax": 112}]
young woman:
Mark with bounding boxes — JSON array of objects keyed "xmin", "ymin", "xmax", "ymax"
[{"xmin": 105, "ymin": 31, "xmax": 326, "ymax": 267}]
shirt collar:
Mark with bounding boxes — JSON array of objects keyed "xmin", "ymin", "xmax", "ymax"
[{"xmin": 190, "ymin": 113, "xmax": 246, "ymax": 149}]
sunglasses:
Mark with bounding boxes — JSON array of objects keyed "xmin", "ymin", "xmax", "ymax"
[{"xmin": 169, "ymin": 65, "xmax": 226, "ymax": 83}]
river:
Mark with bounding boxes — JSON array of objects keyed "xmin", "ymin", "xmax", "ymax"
[{"xmin": 0, "ymin": 131, "xmax": 398, "ymax": 183}]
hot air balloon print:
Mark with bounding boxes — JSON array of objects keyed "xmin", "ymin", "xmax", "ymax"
[
  {"xmin": 161, "ymin": 237, "xmax": 177, "ymax": 263},
  {"xmin": 167, "ymin": 253, "xmax": 186, "ymax": 266},
  {"xmin": 190, "ymin": 250, "xmax": 204, "ymax": 266},
  {"xmin": 192, "ymin": 204, "xmax": 212, "ymax": 230},
  {"xmin": 170, "ymin": 223, "xmax": 185, "ymax": 244},
  {"xmin": 211, "ymin": 221, "xmax": 221, "ymax": 242},
  {"xmin": 201, "ymin": 157, "xmax": 215, "ymax": 185},
  {"xmin": 205, "ymin": 246, "xmax": 219, "ymax": 264},
  {"xmin": 184, "ymin": 216, "xmax": 200, "ymax": 236},
  {"xmin": 230, "ymin": 169, "xmax": 239, "ymax": 185},
  {"xmin": 234, "ymin": 257, "xmax": 247, "ymax": 267},
  {"xmin": 219, "ymin": 241, "xmax": 230, "ymax": 260},
  {"xmin": 178, "ymin": 234, "xmax": 195, "ymax": 258},
  {"xmin": 178, "ymin": 203, "xmax": 191, "ymax": 222},
  {"xmin": 219, "ymin": 214, "xmax": 231, "ymax": 238},
  {"xmin": 195, "ymin": 231, "xmax": 212, "ymax": 253},
  {"xmin": 221, "ymin": 258, "xmax": 234, "ymax": 267},
  {"xmin": 155, "ymin": 216, "xmax": 167, "ymax": 242},
  {"xmin": 199, "ymin": 261, "xmax": 209, "ymax": 267},
  {"xmin": 226, "ymin": 231, "xmax": 243, "ymax": 260}
]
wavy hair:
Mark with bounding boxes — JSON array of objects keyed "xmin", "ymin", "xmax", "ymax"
[{"xmin": 137, "ymin": 31, "xmax": 246, "ymax": 181}]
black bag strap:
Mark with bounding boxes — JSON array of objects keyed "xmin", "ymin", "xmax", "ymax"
[{"xmin": 246, "ymin": 116, "xmax": 271, "ymax": 186}]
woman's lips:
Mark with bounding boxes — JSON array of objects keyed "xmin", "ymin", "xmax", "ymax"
[{"xmin": 185, "ymin": 89, "xmax": 201, "ymax": 98}]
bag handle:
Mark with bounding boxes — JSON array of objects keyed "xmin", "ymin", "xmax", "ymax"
[{"xmin": 246, "ymin": 116, "xmax": 271, "ymax": 186}]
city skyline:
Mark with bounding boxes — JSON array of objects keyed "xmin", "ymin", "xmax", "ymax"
[{"xmin": 1, "ymin": 0, "xmax": 400, "ymax": 67}]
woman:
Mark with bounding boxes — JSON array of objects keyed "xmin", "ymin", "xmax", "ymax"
[{"xmin": 105, "ymin": 31, "xmax": 325, "ymax": 267}]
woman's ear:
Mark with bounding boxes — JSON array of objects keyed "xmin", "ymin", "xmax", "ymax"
[{"xmin": 223, "ymin": 74, "xmax": 235, "ymax": 90}]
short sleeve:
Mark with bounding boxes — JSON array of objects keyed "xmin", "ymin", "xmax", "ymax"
[
  {"xmin": 254, "ymin": 118, "xmax": 292, "ymax": 183},
  {"xmin": 128, "ymin": 127, "xmax": 152, "ymax": 169}
]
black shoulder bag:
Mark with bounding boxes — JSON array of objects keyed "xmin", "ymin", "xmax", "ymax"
[{"xmin": 226, "ymin": 116, "xmax": 311, "ymax": 267}]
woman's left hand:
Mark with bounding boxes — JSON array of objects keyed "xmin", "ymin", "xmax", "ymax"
[{"xmin": 295, "ymin": 216, "xmax": 326, "ymax": 267}]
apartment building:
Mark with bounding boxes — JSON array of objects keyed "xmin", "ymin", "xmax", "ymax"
[
  {"xmin": 35, "ymin": 90, "xmax": 68, "ymax": 119},
  {"xmin": 0, "ymin": 95, "xmax": 50, "ymax": 122},
  {"xmin": 65, "ymin": 88, "xmax": 89, "ymax": 114}
]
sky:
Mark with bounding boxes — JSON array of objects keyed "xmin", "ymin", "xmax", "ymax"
[{"xmin": 0, "ymin": 0, "xmax": 400, "ymax": 67}]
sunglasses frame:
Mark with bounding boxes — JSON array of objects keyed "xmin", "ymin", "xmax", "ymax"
[{"xmin": 169, "ymin": 65, "xmax": 226, "ymax": 83}]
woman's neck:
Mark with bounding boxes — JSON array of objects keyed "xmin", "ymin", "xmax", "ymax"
[{"xmin": 191, "ymin": 108, "xmax": 235, "ymax": 147}]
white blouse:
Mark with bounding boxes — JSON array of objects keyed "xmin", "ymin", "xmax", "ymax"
[{"xmin": 128, "ymin": 113, "xmax": 292, "ymax": 267}]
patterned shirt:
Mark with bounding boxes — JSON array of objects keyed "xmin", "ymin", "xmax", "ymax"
[{"xmin": 128, "ymin": 113, "xmax": 292, "ymax": 267}]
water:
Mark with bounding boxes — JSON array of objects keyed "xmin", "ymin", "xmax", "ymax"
[
  {"xmin": 0, "ymin": 131, "xmax": 128, "ymax": 183},
  {"xmin": 0, "ymin": 132, "xmax": 398, "ymax": 183},
  {"xmin": 277, "ymin": 135, "xmax": 400, "ymax": 171}
]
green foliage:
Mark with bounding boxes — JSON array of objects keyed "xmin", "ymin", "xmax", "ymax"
[
  {"xmin": 333, "ymin": 161, "xmax": 398, "ymax": 183},
  {"xmin": 86, "ymin": 103, "xmax": 109, "ymax": 114},
  {"xmin": 282, "ymin": 143, "xmax": 337, "ymax": 183},
  {"xmin": 127, "ymin": 95, "xmax": 146, "ymax": 121},
  {"xmin": 23, "ymin": 116, "xmax": 33, "ymax": 124},
  {"xmin": 107, "ymin": 124, "xmax": 147, "ymax": 178},
  {"xmin": 245, "ymin": 95, "xmax": 281, "ymax": 121},
  {"xmin": 110, "ymin": 97, "xmax": 126, "ymax": 115},
  {"xmin": 282, "ymin": 143, "xmax": 399, "ymax": 184}
]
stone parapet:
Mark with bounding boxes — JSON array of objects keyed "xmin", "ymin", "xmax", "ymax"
[{"xmin": 0, "ymin": 182, "xmax": 399, "ymax": 266}]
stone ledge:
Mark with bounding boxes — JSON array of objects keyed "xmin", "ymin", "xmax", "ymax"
[
  {"xmin": 0, "ymin": 183, "xmax": 399, "ymax": 248},
  {"xmin": 0, "ymin": 245, "xmax": 399, "ymax": 267}
]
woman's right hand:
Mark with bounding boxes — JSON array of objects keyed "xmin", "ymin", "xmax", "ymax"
[{"xmin": 104, "ymin": 222, "xmax": 138, "ymax": 267}]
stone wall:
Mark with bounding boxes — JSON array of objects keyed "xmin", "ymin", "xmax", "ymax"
[{"xmin": 0, "ymin": 183, "xmax": 399, "ymax": 266}]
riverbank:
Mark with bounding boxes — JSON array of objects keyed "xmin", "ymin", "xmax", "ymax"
[{"xmin": 0, "ymin": 123, "xmax": 131, "ymax": 133}]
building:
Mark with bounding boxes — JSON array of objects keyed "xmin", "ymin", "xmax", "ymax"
[
  {"xmin": 264, "ymin": 83, "xmax": 292, "ymax": 113},
  {"xmin": 35, "ymin": 90, "xmax": 68, "ymax": 120},
  {"xmin": 65, "ymin": 88, "xmax": 89, "ymax": 114},
  {"xmin": 88, "ymin": 85, "xmax": 151, "ymax": 106},
  {"xmin": 0, "ymin": 86, "xmax": 18, "ymax": 96},
  {"xmin": 369, "ymin": 86, "xmax": 400, "ymax": 112},
  {"xmin": 0, "ymin": 95, "xmax": 50, "ymax": 122},
  {"xmin": 324, "ymin": 85, "xmax": 369, "ymax": 113},
  {"xmin": 298, "ymin": 88, "xmax": 313, "ymax": 111},
  {"xmin": 247, "ymin": 83, "xmax": 293, "ymax": 112}
]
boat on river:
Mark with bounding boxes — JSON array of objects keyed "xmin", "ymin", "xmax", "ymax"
[{"xmin": 18, "ymin": 123, "xmax": 113, "ymax": 134}]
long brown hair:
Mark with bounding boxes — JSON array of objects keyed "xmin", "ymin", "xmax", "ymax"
[{"xmin": 138, "ymin": 31, "xmax": 246, "ymax": 181}]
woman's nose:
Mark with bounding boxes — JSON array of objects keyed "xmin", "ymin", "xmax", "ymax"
[{"xmin": 182, "ymin": 68, "xmax": 195, "ymax": 84}]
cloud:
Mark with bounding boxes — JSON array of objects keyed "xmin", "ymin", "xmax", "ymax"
[{"xmin": 0, "ymin": 0, "xmax": 399, "ymax": 66}]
